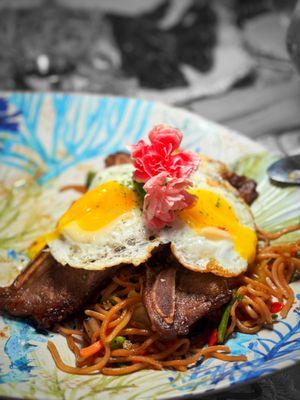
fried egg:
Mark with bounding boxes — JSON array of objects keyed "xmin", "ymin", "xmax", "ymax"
[
  {"xmin": 36, "ymin": 155, "xmax": 256, "ymax": 276},
  {"xmin": 47, "ymin": 164, "xmax": 160, "ymax": 270},
  {"xmin": 159, "ymin": 156, "xmax": 257, "ymax": 277}
]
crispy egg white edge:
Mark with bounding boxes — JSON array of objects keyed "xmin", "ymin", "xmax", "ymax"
[{"xmin": 48, "ymin": 164, "xmax": 160, "ymax": 270}]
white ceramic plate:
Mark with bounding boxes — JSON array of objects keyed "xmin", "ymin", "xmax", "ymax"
[{"xmin": 0, "ymin": 93, "xmax": 299, "ymax": 400}]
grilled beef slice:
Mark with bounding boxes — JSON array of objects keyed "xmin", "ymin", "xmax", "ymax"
[
  {"xmin": 0, "ymin": 250, "xmax": 117, "ymax": 329},
  {"xmin": 104, "ymin": 151, "xmax": 131, "ymax": 167},
  {"xmin": 143, "ymin": 262, "xmax": 235, "ymax": 339},
  {"xmin": 222, "ymin": 171, "xmax": 258, "ymax": 205}
]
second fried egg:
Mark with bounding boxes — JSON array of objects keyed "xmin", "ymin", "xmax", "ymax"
[{"xmin": 159, "ymin": 159, "xmax": 257, "ymax": 277}]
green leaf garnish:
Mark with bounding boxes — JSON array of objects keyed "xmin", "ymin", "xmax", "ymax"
[{"xmin": 133, "ymin": 181, "xmax": 146, "ymax": 200}]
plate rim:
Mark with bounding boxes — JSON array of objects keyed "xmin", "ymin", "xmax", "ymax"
[{"xmin": 0, "ymin": 91, "xmax": 299, "ymax": 400}]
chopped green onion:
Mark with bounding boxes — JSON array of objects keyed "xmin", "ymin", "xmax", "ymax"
[
  {"xmin": 110, "ymin": 336, "xmax": 126, "ymax": 350},
  {"xmin": 217, "ymin": 303, "xmax": 231, "ymax": 344},
  {"xmin": 217, "ymin": 289, "xmax": 238, "ymax": 344},
  {"xmin": 86, "ymin": 171, "xmax": 96, "ymax": 188}
]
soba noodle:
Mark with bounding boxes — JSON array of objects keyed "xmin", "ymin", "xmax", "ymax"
[{"xmin": 48, "ymin": 224, "xmax": 300, "ymax": 375}]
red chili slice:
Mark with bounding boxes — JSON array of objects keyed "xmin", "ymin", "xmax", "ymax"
[
  {"xmin": 208, "ymin": 328, "xmax": 218, "ymax": 346},
  {"xmin": 270, "ymin": 302, "xmax": 284, "ymax": 314}
]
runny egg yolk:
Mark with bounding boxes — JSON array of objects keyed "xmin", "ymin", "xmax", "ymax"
[
  {"xmin": 28, "ymin": 181, "xmax": 137, "ymax": 258},
  {"xmin": 179, "ymin": 189, "xmax": 257, "ymax": 263},
  {"xmin": 57, "ymin": 180, "xmax": 137, "ymax": 232}
]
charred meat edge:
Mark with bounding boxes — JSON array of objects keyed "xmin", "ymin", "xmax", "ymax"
[
  {"xmin": 0, "ymin": 250, "xmax": 118, "ymax": 329},
  {"xmin": 143, "ymin": 261, "xmax": 237, "ymax": 339}
]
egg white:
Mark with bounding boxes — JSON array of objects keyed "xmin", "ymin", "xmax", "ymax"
[
  {"xmin": 159, "ymin": 157, "xmax": 257, "ymax": 277},
  {"xmin": 48, "ymin": 164, "xmax": 160, "ymax": 270},
  {"xmin": 48, "ymin": 157, "xmax": 257, "ymax": 276}
]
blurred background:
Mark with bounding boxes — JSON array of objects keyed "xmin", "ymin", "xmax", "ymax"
[
  {"xmin": 0, "ymin": 0, "xmax": 298, "ymax": 97},
  {"xmin": 0, "ymin": 0, "xmax": 299, "ymax": 155}
]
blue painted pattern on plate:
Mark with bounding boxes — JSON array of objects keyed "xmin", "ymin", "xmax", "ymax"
[
  {"xmin": 0, "ymin": 318, "xmax": 47, "ymax": 384},
  {"xmin": 0, "ymin": 93, "xmax": 299, "ymax": 400},
  {"xmin": 1, "ymin": 94, "xmax": 153, "ymax": 182}
]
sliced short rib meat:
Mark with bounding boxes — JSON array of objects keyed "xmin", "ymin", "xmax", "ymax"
[
  {"xmin": 104, "ymin": 151, "xmax": 131, "ymax": 167},
  {"xmin": 222, "ymin": 171, "xmax": 258, "ymax": 205},
  {"xmin": 0, "ymin": 250, "xmax": 117, "ymax": 329},
  {"xmin": 143, "ymin": 263, "xmax": 235, "ymax": 339}
]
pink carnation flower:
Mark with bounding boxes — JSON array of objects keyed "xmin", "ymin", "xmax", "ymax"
[
  {"xmin": 129, "ymin": 124, "xmax": 199, "ymax": 183},
  {"xmin": 143, "ymin": 173, "xmax": 195, "ymax": 230},
  {"xmin": 130, "ymin": 124, "xmax": 199, "ymax": 230}
]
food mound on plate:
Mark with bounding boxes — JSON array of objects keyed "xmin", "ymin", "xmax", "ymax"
[{"xmin": 0, "ymin": 125, "xmax": 299, "ymax": 376}]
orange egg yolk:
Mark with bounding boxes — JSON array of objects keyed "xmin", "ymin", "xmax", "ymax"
[
  {"xmin": 57, "ymin": 181, "xmax": 137, "ymax": 232},
  {"xmin": 28, "ymin": 181, "xmax": 137, "ymax": 258},
  {"xmin": 179, "ymin": 189, "xmax": 257, "ymax": 263}
]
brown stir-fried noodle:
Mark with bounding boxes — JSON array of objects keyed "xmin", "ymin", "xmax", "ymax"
[
  {"xmin": 228, "ymin": 224, "xmax": 300, "ymax": 335},
  {"xmin": 48, "ymin": 224, "xmax": 300, "ymax": 376}
]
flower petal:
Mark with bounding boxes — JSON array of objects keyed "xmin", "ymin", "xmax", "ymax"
[
  {"xmin": 149, "ymin": 124, "xmax": 182, "ymax": 155},
  {"xmin": 129, "ymin": 126, "xmax": 199, "ymax": 229},
  {"xmin": 143, "ymin": 174, "xmax": 196, "ymax": 230}
]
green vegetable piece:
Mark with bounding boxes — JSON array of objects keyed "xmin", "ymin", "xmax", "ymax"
[
  {"xmin": 235, "ymin": 294, "xmax": 244, "ymax": 302},
  {"xmin": 110, "ymin": 336, "xmax": 126, "ymax": 350},
  {"xmin": 217, "ymin": 302, "xmax": 231, "ymax": 344},
  {"xmin": 86, "ymin": 171, "xmax": 96, "ymax": 188},
  {"xmin": 217, "ymin": 289, "xmax": 238, "ymax": 344},
  {"xmin": 133, "ymin": 181, "xmax": 146, "ymax": 199}
]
